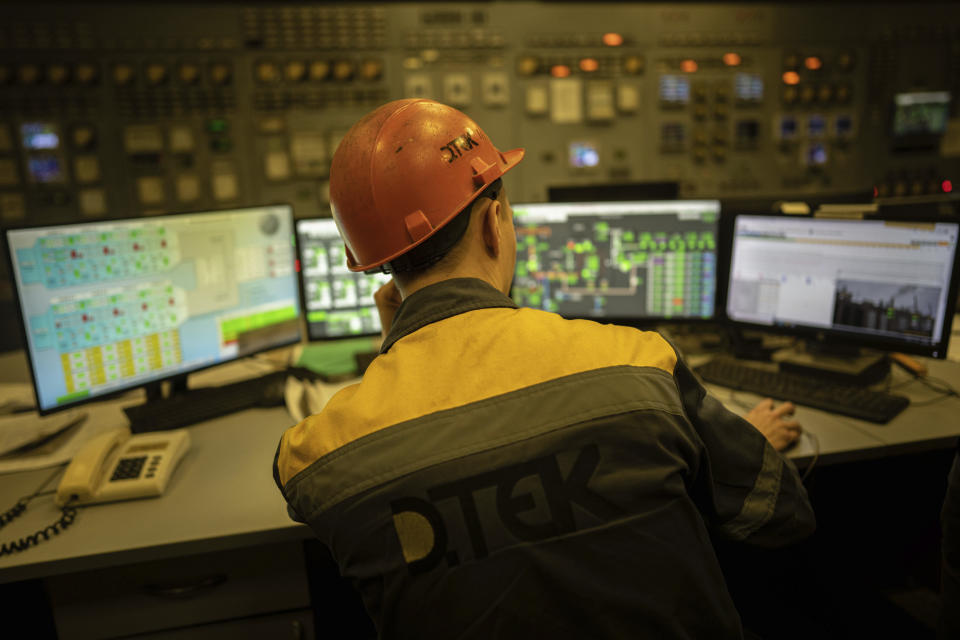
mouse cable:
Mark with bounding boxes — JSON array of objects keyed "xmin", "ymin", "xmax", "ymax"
[
  {"xmin": 800, "ymin": 432, "xmax": 820, "ymax": 483},
  {"xmin": 0, "ymin": 464, "xmax": 79, "ymax": 557}
]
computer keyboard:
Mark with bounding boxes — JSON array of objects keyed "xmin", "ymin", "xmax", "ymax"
[
  {"xmin": 694, "ymin": 357, "xmax": 910, "ymax": 424},
  {"xmin": 124, "ymin": 370, "xmax": 288, "ymax": 433}
]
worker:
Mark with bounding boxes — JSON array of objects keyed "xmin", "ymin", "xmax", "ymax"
[{"xmin": 274, "ymin": 98, "xmax": 815, "ymax": 639}]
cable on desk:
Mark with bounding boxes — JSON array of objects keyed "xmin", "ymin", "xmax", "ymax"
[
  {"xmin": 0, "ymin": 464, "xmax": 79, "ymax": 557},
  {"xmin": 801, "ymin": 432, "xmax": 820, "ymax": 483}
]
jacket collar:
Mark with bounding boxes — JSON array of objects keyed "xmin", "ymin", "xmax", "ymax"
[{"xmin": 380, "ymin": 278, "xmax": 518, "ymax": 353}]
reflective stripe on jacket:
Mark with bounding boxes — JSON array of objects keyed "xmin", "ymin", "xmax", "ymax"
[{"xmin": 274, "ymin": 277, "xmax": 815, "ymax": 640}]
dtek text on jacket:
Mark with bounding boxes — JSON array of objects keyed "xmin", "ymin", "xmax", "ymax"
[{"xmin": 274, "ymin": 278, "xmax": 816, "ymax": 639}]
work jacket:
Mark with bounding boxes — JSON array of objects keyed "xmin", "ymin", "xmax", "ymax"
[{"xmin": 274, "ymin": 277, "xmax": 816, "ymax": 639}]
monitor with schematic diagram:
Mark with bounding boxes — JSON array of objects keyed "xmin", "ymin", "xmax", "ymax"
[
  {"xmin": 511, "ymin": 199, "xmax": 720, "ymax": 322},
  {"xmin": 295, "ymin": 217, "xmax": 391, "ymax": 340},
  {"xmin": 5, "ymin": 204, "xmax": 302, "ymax": 414}
]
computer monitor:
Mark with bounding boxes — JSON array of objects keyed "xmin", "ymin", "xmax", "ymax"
[
  {"xmin": 5, "ymin": 204, "xmax": 302, "ymax": 414},
  {"xmin": 295, "ymin": 218, "xmax": 391, "ymax": 340},
  {"xmin": 511, "ymin": 200, "xmax": 720, "ymax": 322},
  {"xmin": 725, "ymin": 215, "xmax": 960, "ymax": 358}
]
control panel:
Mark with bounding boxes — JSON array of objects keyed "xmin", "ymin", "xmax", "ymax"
[{"xmin": 0, "ymin": 3, "xmax": 957, "ymax": 231}]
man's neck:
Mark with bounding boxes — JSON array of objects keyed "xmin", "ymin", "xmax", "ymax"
[{"xmin": 396, "ymin": 264, "xmax": 504, "ymax": 300}]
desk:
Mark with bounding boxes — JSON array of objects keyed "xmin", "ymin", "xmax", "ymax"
[{"xmin": 0, "ymin": 349, "xmax": 959, "ymax": 637}]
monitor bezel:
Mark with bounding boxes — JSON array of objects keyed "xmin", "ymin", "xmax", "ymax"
[
  {"xmin": 721, "ymin": 212, "xmax": 960, "ymax": 359},
  {"xmin": 4, "ymin": 203, "xmax": 303, "ymax": 415},
  {"xmin": 509, "ymin": 198, "xmax": 723, "ymax": 327},
  {"xmin": 294, "ymin": 217, "xmax": 385, "ymax": 341}
]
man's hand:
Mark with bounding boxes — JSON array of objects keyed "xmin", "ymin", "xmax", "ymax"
[
  {"xmin": 373, "ymin": 279, "xmax": 403, "ymax": 341},
  {"xmin": 745, "ymin": 398, "xmax": 802, "ymax": 451}
]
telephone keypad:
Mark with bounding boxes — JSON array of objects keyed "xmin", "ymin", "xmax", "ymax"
[{"xmin": 110, "ymin": 456, "xmax": 147, "ymax": 481}]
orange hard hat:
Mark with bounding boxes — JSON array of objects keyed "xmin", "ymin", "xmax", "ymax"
[{"xmin": 329, "ymin": 99, "xmax": 525, "ymax": 272}]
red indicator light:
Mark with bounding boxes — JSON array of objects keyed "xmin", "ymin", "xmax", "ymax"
[
  {"xmin": 804, "ymin": 56, "xmax": 822, "ymax": 71},
  {"xmin": 579, "ymin": 58, "xmax": 599, "ymax": 72},
  {"xmin": 550, "ymin": 64, "xmax": 571, "ymax": 79},
  {"xmin": 722, "ymin": 52, "xmax": 742, "ymax": 67},
  {"xmin": 782, "ymin": 71, "xmax": 800, "ymax": 85},
  {"xmin": 943, "ymin": 180, "xmax": 953, "ymax": 193},
  {"xmin": 680, "ymin": 59, "xmax": 698, "ymax": 73},
  {"xmin": 294, "ymin": 259, "xmax": 301, "ymax": 272},
  {"xmin": 873, "ymin": 185, "xmax": 879, "ymax": 198},
  {"xmin": 602, "ymin": 33, "xmax": 623, "ymax": 47}
]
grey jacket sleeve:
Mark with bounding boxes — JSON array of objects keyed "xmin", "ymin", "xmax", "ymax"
[{"xmin": 674, "ymin": 356, "xmax": 816, "ymax": 547}]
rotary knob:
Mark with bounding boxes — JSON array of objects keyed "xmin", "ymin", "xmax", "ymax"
[
  {"xmin": 309, "ymin": 60, "xmax": 331, "ymax": 82},
  {"xmin": 18, "ymin": 63, "xmax": 42, "ymax": 85},
  {"xmin": 112, "ymin": 63, "xmax": 135, "ymax": 86},
  {"xmin": 76, "ymin": 63, "xmax": 99, "ymax": 85},
  {"xmin": 209, "ymin": 62, "xmax": 232, "ymax": 85},
  {"xmin": 332, "ymin": 60, "xmax": 355, "ymax": 81},
  {"xmin": 178, "ymin": 63, "xmax": 201, "ymax": 85},
  {"xmin": 145, "ymin": 63, "xmax": 168, "ymax": 86},
  {"xmin": 284, "ymin": 60, "xmax": 307, "ymax": 83},
  {"xmin": 47, "ymin": 63, "xmax": 70, "ymax": 86}
]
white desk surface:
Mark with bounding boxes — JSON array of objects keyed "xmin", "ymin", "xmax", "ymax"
[{"xmin": 0, "ymin": 347, "xmax": 959, "ymax": 584}]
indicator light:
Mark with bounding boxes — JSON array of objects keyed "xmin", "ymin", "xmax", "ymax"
[
  {"xmin": 944, "ymin": 180, "xmax": 953, "ymax": 193},
  {"xmin": 782, "ymin": 71, "xmax": 800, "ymax": 85},
  {"xmin": 804, "ymin": 56, "xmax": 822, "ymax": 71},
  {"xmin": 602, "ymin": 33, "xmax": 623, "ymax": 47},
  {"xmin": 722, "ymin": 52, "xmax": 742, "ymax": 67},
  {"xmin": 550, "ymin": 64, "xmax": 571, "ymax": 78},
  {"xmin": 579, "ymin": 58, "xmax": 599, "ymax": 72},
  {"xmin": 680, "ymin": 59, "xmax": 698, "ymax": 73}
]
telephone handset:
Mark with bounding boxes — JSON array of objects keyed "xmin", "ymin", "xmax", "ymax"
[{"xmin": 55, "ymin": 427, "xmax": 191, "ymax": 507}]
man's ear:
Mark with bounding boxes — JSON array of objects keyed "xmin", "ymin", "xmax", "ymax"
[{"xmin": 480, "ymin": 198, "xmax": 502, "ymax": 258}]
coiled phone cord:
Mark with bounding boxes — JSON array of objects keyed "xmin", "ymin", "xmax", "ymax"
[{"xmin": 0, "ymin": 465, "xmax": 79, "ymax": 557}]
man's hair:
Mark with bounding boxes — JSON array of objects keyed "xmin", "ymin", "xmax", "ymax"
[{"xmin": 375, "ymin": 178, "xmax": 503, "ymax": 275}]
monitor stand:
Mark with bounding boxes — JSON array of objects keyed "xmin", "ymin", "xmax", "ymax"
[
  {"xmin": 143, "ymin": 373, "xmax": 189, "ymax": 404},
  {"xmin": 772, "ymin": 341, "xmax": 890, "ymax": 386}
]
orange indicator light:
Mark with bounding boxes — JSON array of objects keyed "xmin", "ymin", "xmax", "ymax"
[
  {"xmin": 602, "ymin": 32, "xmax": 624, "ymax": 47},
  {"xmin": 579, "ymin": 58, "xmax": 599, "ymax": 72},
  {"xmin": 680, "ymin": 59, "xmax": 698, "ymax": 73},
  {"xmin": 782, "ymin": 71, "xmax": 800, "ymax": 85},
  {"xmin": 551, "ymin": 64, "xmax": 572, "ymax": 79},
  {"xmin": 804, "ymin": 56, "xmax": 822, "ymax": 70},
  {"xmin": 722, "ymin": 52, "xmax": 742, "ymax": 67}
]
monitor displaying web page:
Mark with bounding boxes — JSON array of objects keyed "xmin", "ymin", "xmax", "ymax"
[
  {"xmin": 511, "ymin": 200, "xmax": 720, "ymax": 321},
  {"xmin": 295, "ymin": 218, "xmax": 391, "ymax": 339},
  {"xmin": 6, "ymin": 205, "xmax": 301, "ymax": 413},
  {"xmin": 726, "ymin": 215, "xmax": 960, "ymax": 358}
]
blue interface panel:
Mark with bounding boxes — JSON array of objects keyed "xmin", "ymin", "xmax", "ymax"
[{"xmin": 7, "ymin": 205, "xmax": 301, "ymax": 412}]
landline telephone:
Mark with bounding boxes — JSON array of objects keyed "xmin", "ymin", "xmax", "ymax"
[
  {"xmin": 55, "ymin": 427, "xmax": 191, "ymax": 506},
  {"xmin": 1, "ymin": 427, "xmax": 190, "ymax": 556}
]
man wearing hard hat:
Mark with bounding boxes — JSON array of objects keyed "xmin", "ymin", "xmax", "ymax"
[{"xmin": 274, "ymin": 99, "xmax": 814, "ymax": 639}]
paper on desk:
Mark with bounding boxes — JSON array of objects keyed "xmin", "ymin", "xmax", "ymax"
[{"xmin": 0, "ymin": 409, "xmax": 86, "ymax": 455}]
